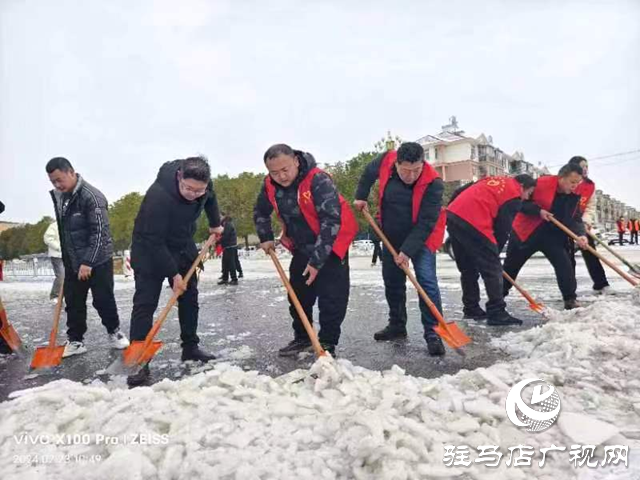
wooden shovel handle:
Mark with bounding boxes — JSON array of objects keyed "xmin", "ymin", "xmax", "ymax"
[
  {"xmin": 141, "ymin": 234, "xmax": 218, "ymax": 350},
  {"xmin": 587, "ymin": 231, "xmax": 639, "ymax": 272},
  {"xmin": 502, "ymin": 271, "xmax": 541, "ymax": 307},
  {"xmin": 549, "ymin": 217, "xmax": 638, "ymax": 287},
  {"xmin": 268, "ymin": 250, "xmax": 325, "ymax": 358},
  {"xmin": 362, "ymin": 210, "xmax": 446, "ymax": 326},
  {"xmin": 49, "ymin": 284, "xmax": 65, "ymax": 347}
]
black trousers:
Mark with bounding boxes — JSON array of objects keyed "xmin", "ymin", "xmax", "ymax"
[
  {"xmin": 234, "ymin": 248, "xmax": 243, "ymax": 275},
  {"xmin": 503, "ymin": 234, "xmax": 577, "ymax": 301},
  {"xmin": 619, "ymin": 232, "xmax": 625, "ymax": 245},
  {"xmin": 568, "ymin": 236, "xmax": 609, "ymax": 290},
  {"xmin": 64, "ymin": 260, "xmax": 120, "ymax": 342},
  {"xmin": 221, "ymin": 247, "xmax": 238, "ymax": 282},
  {"xmin": 130, "ymin": 268, "xmax": 200, "ymax": 348},
  {"xmin": 288, "ymin": 251, "xmax": 350, "ymax": 346},
  {"xmin": 631, "ymin": 231, "xmax": 639, "ymax": 245},
  {"xmin": 448, "ymin": 223, "xmax": 506, "ymax": 317},
  {"xmin": 371, "ymin": 241, "xmax": 382, "ymax": 265}
]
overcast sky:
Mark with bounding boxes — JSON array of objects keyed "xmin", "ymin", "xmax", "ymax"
[{"xmin": 1, "ymin": 0, "xmax": 639, "ymax": 223}]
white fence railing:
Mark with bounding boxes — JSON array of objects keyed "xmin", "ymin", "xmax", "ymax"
[{"xmin": 3, "ymin": 258, "xmax": 55, "ymax": 277}]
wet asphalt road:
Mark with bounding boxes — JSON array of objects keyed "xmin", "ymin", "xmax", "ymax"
[{"xmin": 0, "ymin": 253, "xmax": 626, "ymax": 401}]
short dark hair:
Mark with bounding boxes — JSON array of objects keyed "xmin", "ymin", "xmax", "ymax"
[
  {"xmin": 396, "ymin": 142, "xmax": 424, "ymax": 164},
  {"xmin": 558, "ymin": 163, "xmax": 583, "ymax": 177},
  {"xmin": 46, "ymin": 157, "xmax": 74, "ymax": 174},
  {"xmin": 514, "ymin": 174, "xmax": 536, "ymax": 189},
  {"xmin": 568, "ymin": 156, "xmax": 587, "ymax": 166},
  {"xmin": 264, "ymin": 144, "xmax": 295, "ymax": 163},
  {"xmin": 182, "ymin": 156, "xmax": 211, "ymax": 182}
]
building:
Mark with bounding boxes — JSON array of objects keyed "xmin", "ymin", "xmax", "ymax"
[
  {"xmin": 593, "ymin": 190, "xmax": 638, "ymax": 230},
  {"xmin": 416, "ymin": 116, "xmax": 547, "ymax": 183}
]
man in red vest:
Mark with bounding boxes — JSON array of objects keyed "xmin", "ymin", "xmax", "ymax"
[
  {"xmin": 616, "ymin": 216, "xmax": 627, "ymax": 245},
  {"xmin": 447, "ymin": 174, "xmax": 536, "ymax": 326},
  {"xmin": 503, "ymin": 163, "xmax": 589, "ymax": 310},
  {"xmin": 568, "ymin": 156, "xmax": 611, "ymax": 293},
  {"xmin": 354, "ymin": 142, "xmax": 447, "ymax": 356},
  {"xmin": 254, "ymin": 144, "xmax": 358, "ymax": 357},
  {"xmin": 630, "ymin": 218, "xmax": 639, "ymax": 245}
]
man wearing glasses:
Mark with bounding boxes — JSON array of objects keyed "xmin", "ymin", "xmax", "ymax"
[
  {"xmin": 354, "ymin": 142, "xmax": 447, "ymax": 356},
  {"xmin": 127, "ymin": 156, "xmax": 223, "ymax": 386}
]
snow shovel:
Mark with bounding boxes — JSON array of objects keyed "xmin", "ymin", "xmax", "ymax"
[
  {"xmin": 0, "ymin": 296, "xmax": 26, "ymax": 356},
  {"xmin": 110, "ymin": 235, "xmax": 218, "ymax": 375},
  {"xmin": 362, "ymin": 210, "xmax": 471, "ymax": 354},
  {"xmin": 30, "ymin": 285, "xmax": 65, "ymax": 369},
  {"xmin": 268, "ymin": 250, "xmax": 327, "ymax": 358},
  {"xmin": 502, "ymin": 271, "xmax": 547, "ymax": 315},
  {"xmin": 587, "ymin": 231, "xmax": 640, "ymax": 279},
  {"xmin": 549, "ymin": 217, "xmax": 639, "ymax": 288}
]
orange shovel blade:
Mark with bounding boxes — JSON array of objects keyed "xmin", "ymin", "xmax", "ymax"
[
  {"xmin": 1, "ymin": 323, "xmax": 22, "ymax": 353},
  {"xmin": 434, "ymin": 321, "xmax": 472, "ymax": 350},
  {"xmin": 123, "ymin": 341, "xmax": 163, "ymax": 367},
  {"xmin": 30, "ymin": 345, "xmax": 65, "ymax": 369},
  {"xmin": 0, "ymin": 309, "xmax": 23, "ymax": 352},
  {"xmin": 529, "ymin": 302, "xmax": 545, "ymax": 314}
]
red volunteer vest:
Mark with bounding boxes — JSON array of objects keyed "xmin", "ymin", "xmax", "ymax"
[
  {"xmin": 617, "ymin": 221, "xmax": 626, "ymax": 233},
  {"xmin": 512, "ymin": 175, "xmax": 559, "ymax": 242},
  {"xmin": 378, "ymin": 151, "xmax": 446, "ymax": 253},
  {"xmin": 264, "ymin": 168, "xmax": 358, "ymax": 259},
  {"xmin": 447, "ymin": 177, "xmax": 523, "ymax": 245},
  {"xmin": 574, "ymin": 180, "xmax": 596, "ymax": 214}
]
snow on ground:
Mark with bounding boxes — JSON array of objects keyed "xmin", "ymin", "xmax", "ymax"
[{"xmin": 1, "ymin": 297, "xmax": 638, "ymax": 479}]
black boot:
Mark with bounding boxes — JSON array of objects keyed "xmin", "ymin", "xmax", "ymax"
[
  {"xmin": 487, "ymin": 311, "xmax": 524, "ymax": 326},
  {"xmin": 278, "ymin": 338, "xmax": 312, "ymax": 357},
  {"xmin": 564, "ymin": 299, "xmax": 581, "ymax": 310},
  {"xmin": 238, "ymin": 272, "xmax": 244, "ymax": 278},
  {"xmin": 181, "ymin": 345, "xmax": 216, "ymax": 362},
  {"xmin": 217, "ymin": 279, "xmax": 228, "ymax": 285},
  {"xmin": 425, "ymin": 334, "xmax": 445, "ymax": 357},
  {"xmin": 229, "ymin": 279, "xmax": 238, "ymax": 286},
  {"xmin": 373, "ymin": 324, "xmax": 407, "ymax": 341},
  {"xmin": 463, "ymin": 306, "xmax": 487, "ymax": 320},
  {"xmin": 127, "ymin": 364, "xmax": 150, "ymax": 387},
  {"xmin": 320, "ymin": 343, "xmax": 336, "ymax": 358},
  {"xmin": 0, "ymin": 341, "xmax": 14, "ymax": 355}
]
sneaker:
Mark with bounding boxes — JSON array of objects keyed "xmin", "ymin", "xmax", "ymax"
[
  {"xmin": 62, "ymin": 341, "xmax": 87, "ymax": 358},
  {"xmin": 229, "ymin": 279, "xmax": 239, "ymax": 286},
  {"xmin": 127, "ymin": 364, "xmax": 150, "ymax": 387},
  {"xmin": 181, "ymin": 345, "xmax": 216, "ymax": 363},
  {"xmin": 564, "ymin": 299, "xmax": 581, "ymax": 310},
  {"xmin": 373, "ymin": 325, "xmax": 407, "ymax": 341},
  {"xmin": 487, "ymin": 312, "xmax": 524, "ymax": 326},
  {"xmin": 425, "ymin": 334, "xmax": 445, "ymax": 357},
  {"xmin": 108, "ymin": 329, "xmax": 130, "ymax": 349},
  {"xmin": 462, "ymin": 307, "xmax": 487, "ymax": 320},
  {"xmin": 278, "ymin": 338, "xmax": 312, "ymax": 357}
]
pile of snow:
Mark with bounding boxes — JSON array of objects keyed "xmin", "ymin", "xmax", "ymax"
[{"xmin": 1, "ymin": 300, "xmax": 639, "ymax": 479}]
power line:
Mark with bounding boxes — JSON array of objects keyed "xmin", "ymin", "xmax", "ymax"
[{"xmin": 546, "ymin": 148, "xmax": 640, "ymax": 168}]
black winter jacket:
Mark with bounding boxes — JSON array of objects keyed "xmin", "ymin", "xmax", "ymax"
[
  {"xmin": 220, "ymin": 217, "xmax": 238, "ymax": 248},
  {"xmin": 131, "ymin": 160, "xmax": 221, "ymax": 278},
  {"xmin": 50, "ymin": 175, "xmax": 114, "ymax": 273}
]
